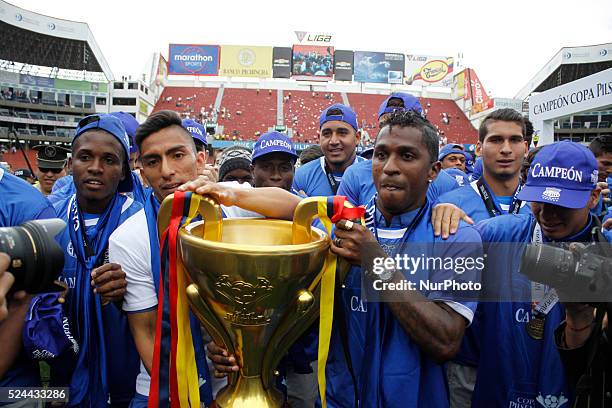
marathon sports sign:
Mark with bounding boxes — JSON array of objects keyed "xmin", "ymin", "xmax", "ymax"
[
  {"xmin": 529, "ymin": 68, "xmax": 612, "ymax": 121},
  {"xmin": 168, "ymin": 44, "xmax": 220, "ymax": 76}
]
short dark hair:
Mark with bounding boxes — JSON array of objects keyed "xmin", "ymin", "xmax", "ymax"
[
  {"xmin": 589, "ymin": 134, "xmax": 612, "ymax": 157},
  {"xmin": 478, "ymin": 108, "xmax": 526, "ymax": 143},
  {"xmin": 379, "ymin": 110, "xmax": 439, "ymax": 163},
  {"xmin": 298, "ymin": 145, "xmax": 324, "ymax": 166},
  {"xmin": 135, "ymin": 110, "xmax": 195, "ymax": 152},
  {"xmin": 524, "ymin": 117, "xmax": 534, "ymax": 146}
]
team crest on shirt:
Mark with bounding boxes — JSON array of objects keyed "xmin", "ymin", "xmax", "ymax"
[
  {"xmin": 541, "ymin": 187, "xmax": 561, "ymax": 202},
  {"xmin": 536, "ymin": 393, "xmax": 568, "ymax": 408},
  {"xmin": 67, "ymin": 242, "xmax": 76, "ymax": 258}
]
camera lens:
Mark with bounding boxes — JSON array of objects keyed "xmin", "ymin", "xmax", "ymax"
[
  {"xmin": 0, "ymin": 219, "xmax": 65, "ymax": 293},
  {"xmin": 520, "ymin": 243, "xmax": 576, "ymax": 287}
]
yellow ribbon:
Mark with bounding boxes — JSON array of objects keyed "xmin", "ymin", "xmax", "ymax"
[{"xmin": 175, "ymin": 194, "xmax": 202, "ymax": 407}]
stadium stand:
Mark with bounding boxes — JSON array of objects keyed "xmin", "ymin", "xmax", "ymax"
[
  {"xmin": 420, "ymin": 98, "xmax": 478, "ymax": 144},
  {"xmin": 346, "ymin": 93, "xmax": 384, "ymax": 133},
  {"xmin": 153, "ymin": 87, "xmax": 218, "ymax": 121},
  {"xmin": 283, "ymin": 91, "xmax": 341, "ymax": 143},
  {"xmin": 217, "ymin": 89, "xmax": 277, "ymax": 141}
]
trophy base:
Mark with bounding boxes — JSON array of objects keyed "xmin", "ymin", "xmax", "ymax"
[{"xmin": 214, "ymin": 375, "xmax": 285, "ymax": 408}]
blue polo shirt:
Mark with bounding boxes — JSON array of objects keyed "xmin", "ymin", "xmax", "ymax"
[
  {"xmin": 469, "ymin": 213, "xmax": 599, "ymax": 407},
  {"xmin": 325, "ymin": 197, "xmax": 482, "ymax": 407},
  {"xmin": 292, "ymin": 156, "xmax": 366, "ymax": 197}
]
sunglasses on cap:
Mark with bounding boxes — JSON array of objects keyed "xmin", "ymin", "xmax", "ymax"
[{"xmin": 39, "ymin": 167, "xmax": 64, "ymax": 174}]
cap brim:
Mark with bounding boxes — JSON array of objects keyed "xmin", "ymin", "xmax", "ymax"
[
  {"xmin": 252, "ymin": 149, "xmax": 298, "ymax": 162},
  {"xmin": 37, "ymin": 160, "xmax": 66, "ymax": 169},
  {"xmin": 516, "ymin": 185, "xmax": 591, "ymax": 209}
]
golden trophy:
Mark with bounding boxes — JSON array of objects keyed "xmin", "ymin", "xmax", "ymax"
[{"xmin": 158, "ymin": 195, "xmax": 333, "ymax": 408}]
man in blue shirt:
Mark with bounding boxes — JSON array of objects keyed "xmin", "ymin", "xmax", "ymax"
[
  {"xmin": 292, "ymin": 104, "xmax": 365, "ymax": 197},
  {"xmin": 588, "ymin": 135, "xmax": 612, "ymax": 219},
  {"xmin": 328, "ymin": 110, "xmax": 482, "ymax": 407},
  {"xmin": 50, "ymin": 114, "xmax": 142, "ymax": 407},
  {"xmin": 471, "ymin": 141, "xmax": 605, "ymax": 407},
  {"xmin": 339, "ymin": 93, "xmax": 461, "ymax": 207},
  {"xmin": 0, "ymin": 168, "xmax": 55, "ymax": 406},
  {"xmin": 436, "ymin": 108, "xmax": 531, "ymax": 407}
]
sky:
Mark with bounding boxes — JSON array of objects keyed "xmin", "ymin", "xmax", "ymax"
[{"xmin": 8, "ymin": 0, "xmax": 612, "ymax": 98}]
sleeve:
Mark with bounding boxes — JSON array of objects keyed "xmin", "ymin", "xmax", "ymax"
[
  {"xmin": 337, "ymin": 167, "xmax": 359, "ymax": 206},
  {"xmin": 426, "ymin": 227, "xmax": 483, "ymax": 325},
  {"xmin": 108, "ymin": 210, "xmax": 157, "ymax": 313},
  {"xmin": 554, "ymin": 321, "xmax": 601, "ymax": 390},
  {"xmin": 292, "ymin": 167, "xmax": 305, "ymax": 195}
]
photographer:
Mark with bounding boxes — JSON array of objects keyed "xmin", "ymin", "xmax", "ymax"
[{"xmin": 0, "ymin": 165, "xmax": 56, "ymax": 406}]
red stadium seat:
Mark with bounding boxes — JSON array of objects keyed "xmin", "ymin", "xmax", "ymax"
[
  {"xmin": 217, "ymin": 89, "xmax": 277, "ymax": 141},
  {"xmin": 283, "ymin": 91, "xmax": 341, "ymax": 143}
]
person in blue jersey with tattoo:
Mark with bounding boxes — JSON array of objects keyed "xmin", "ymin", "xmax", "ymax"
[{"xmin": 326, "ymin": 110, "xmax": 483, "ymax": 407}]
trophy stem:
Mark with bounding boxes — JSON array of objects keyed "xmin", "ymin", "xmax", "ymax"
[{"xmin": 214, "ymin": 375, "xmax": 284, "ymax": 408}]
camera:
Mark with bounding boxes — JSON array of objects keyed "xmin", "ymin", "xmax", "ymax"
[
  {"xmin": 520, "ymin": 242, "xmax": 612, "ymax": 302},
  {"xmin": 0, "ymin": 219, "xmax": 66, "ymax": 293}
]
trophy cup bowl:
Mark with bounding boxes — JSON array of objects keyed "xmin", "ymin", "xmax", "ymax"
[{"xmin": 160, "ymin": 195, "xmax": 330, "ymax": 408}]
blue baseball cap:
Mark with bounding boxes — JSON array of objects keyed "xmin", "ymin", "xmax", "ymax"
[
  {"xmin": 75, "ymin": 113, "xmax": 133, "ymax": 193},
  {"xmin": 182, "ymin": 118, "xmax": 208, "ymax": 146},
  {"xmin": 252, "ymin": 131, "xmax": 298, "ymax": 162},
  {"xmin": 517, "ymin": 141, "xmax": 598, "ymax": 209},
  {"xmin": 319, "ymin": 104, "xmax": 358, "ymax": 131},
  {"xmin": 438, "ymin": 144, "xmax": 467, "ymax": 161},
  {"xmin": 109, "ymin": 112, "xmax": 139, "ymax": 154},
  {"xmin": 377, "ymin": 92, "xmax": 423, "ymax": 119}
]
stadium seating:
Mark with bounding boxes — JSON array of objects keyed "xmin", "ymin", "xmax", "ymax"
[
  {"xmin": 283, "ymin": 91, "xmax": 341, "ymax": 143},
  {"xmin": 346, "ymin": 93, "xmax": 385, "ymax": 131},
  {"xmin": 153, "ymin": 87, "xmax": 219, "ymax": 120},
  {"xmin": 420, "ymin": 98, "xmax": 477, "ymax": 144},
  {"xmin": 218, "ymin": 89, "xmax": 277, "ymax": 140},
  {"xmin": 1, "ymin": 149, "xmax": 38, "ymax": 170},
  {"xmin": 150, "ymin": 88, "xmax": 477, "ymax": 144}
]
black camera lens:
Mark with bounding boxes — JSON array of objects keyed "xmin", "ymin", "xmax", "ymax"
[{"xmin": 0, "ymin": 219, "xmax": 65, "ymax": 293}]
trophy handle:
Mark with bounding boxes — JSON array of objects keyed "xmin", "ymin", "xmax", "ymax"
[
  {"xmin": 261, "ymin": 288, "xmax": 319, "ymax": 390},
  {"xmin": 186, "ymin": 283, "xmax": 239, "ymax": 385},
  {"xmin": 292, "ymin": 197, "xmax": 324, "ymax": 244},
  {"xmin": 157, "ymin": 193, "xmax": 223, "ymax": 242}
]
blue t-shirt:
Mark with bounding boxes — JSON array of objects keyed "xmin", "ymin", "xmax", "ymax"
[
  {"xmin": 435, "ymin": 179, "xmax": 532, "ymax": 367},
  {"xmin": 0, "ymin": 168, "xmax": 55, "ymax": 394},
  {"xmin": 442, "ymin": 168, "xmax": 470, "ymax": 187},
  {"xmin": 469, "ymin": 213, "xmax": 601, "ymax": 407},
  {"xmin": 325, "ymin": 197, "xmax": 482, "ymax": 407},
  {"xmin": 337, "ymin": 159, "xmax": 461, "ymax": 206},
  {"xmin": 51, "ymin": 195, "xmax": 142, "ymax": 406},
  {"xmin": 292, "ymin": 156, "xmax": 366, "ymax": 197}
]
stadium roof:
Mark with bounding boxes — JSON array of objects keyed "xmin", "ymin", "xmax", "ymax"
[
  {"xmin": 0, "ymin": 0, "xmax": 114, "ymax": 80},
  {"xmin": 515, "ymin": 42, "xmax": 612, "ymax": 101}
]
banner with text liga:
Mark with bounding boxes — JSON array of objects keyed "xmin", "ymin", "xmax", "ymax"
[{"xmin": 168, "ymin": 44, "xmax": 220, "ymax": 76}]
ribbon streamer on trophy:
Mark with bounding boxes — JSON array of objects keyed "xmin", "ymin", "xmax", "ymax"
[{"xmin": 148, "ymin": 190, "xmax": 364, "ymax": 408}]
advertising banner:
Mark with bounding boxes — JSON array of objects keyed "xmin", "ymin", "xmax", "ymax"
[
  {"xmin": 220, "ymin": 45, "xmax": 273, "ymax": 78},
  {"xmin": 454, "ymin": 70, "xmax": 466, "ymax": 99},
  {"xmin": 0, "ymin": 70, "xmax": 20, "ymax": 85},
  {"xmin": 294, "ymin": 31, "xmax": 334, "ymax": 46},
  {"xmin": 20, "ymin": 74, "xmax": 55, "ymax": 88},
  {"xmin": 54, "ymin": 79, "xmax": 108, "ymax": 93},
  {"xmin": 405, "ymin": 55, "xmax": 454, "ymax": 87},
  {"xmin": 292, "ymin": 45, "xmax": 334, "ymax": 81},
  {"xmin": 272, "ymin": 47, "xmax": 292, "ymax": 78},
  {"xmin": 168, "ymin": 44, "xmax": 220, "ymax": 76},
  {"xmin": 334, "ymin": 50, "xmax": 354, "ymax": 81},
  {"xmin": 465, "ymin": 68, "xmax": 492, "ymax": 114},
  {"xmin": 354, "ymin": 51, "xmax": 404, "ymax": 84}
]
